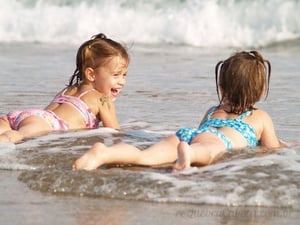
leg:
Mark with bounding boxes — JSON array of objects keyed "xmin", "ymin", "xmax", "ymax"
[
  {"xmin": 0, "ymin": 116, "xmax": 51, "ymax": 143},
  {"xmin": 0, "ymin": 130, "xmax": 23, "ymax": 143},
  {"xmin": 0, "ymin": 116, "xmax": 12, "ymax": 134},
  {"xmin": 0, "ymin": 116, "xmax": 16, "ymax": 142},
  {"xmin": 172, "ymin": 140, "xmax": 226, "ymax": 172},
  {"xmin": 73, "ymin": 134, "xmax": 180, "ymax": 170},
  {"xmin": 172, "ymin": 142, "xmax": 192, "ymax": 172}
]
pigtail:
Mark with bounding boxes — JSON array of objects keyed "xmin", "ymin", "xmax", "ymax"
[
  {"xmin": 68, "ymin": 37, "xmax": 97, "ymax": 86},
  {"xmin": 249, "ymin": 51, "xmax": 271, "ymax": 100},
  {"xmin": 215, "ymin": 60, "xmax": 224, "ymax": 104},
  {"xmin": 68, "ymin": 48, "xmax": 83, "ymax": 86},
  {"xmin": 263, "ymin": 59, "xmax": 271, "ymax": 99},
  {"xmin": 68, "ymin": 44, "xmax": 86, "ymax": 86}
]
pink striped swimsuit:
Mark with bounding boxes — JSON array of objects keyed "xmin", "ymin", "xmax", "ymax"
[
  {"xmin": 7, "ymin": 89, "xmax": 100, "ymax": 131},
  {"xmin": 51, "ymin": 88, "xmax": 100, "ymax": 129}
]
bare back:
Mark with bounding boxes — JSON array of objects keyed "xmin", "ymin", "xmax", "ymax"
[{"xmin": 46, "ymin": 85, "xmax": 102, "ymax": 129}]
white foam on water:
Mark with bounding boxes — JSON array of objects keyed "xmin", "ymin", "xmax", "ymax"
[
  {"xmin": 0, "ymin": 0, "xmax": 299, "ymax": 48},
  {"xmin": 0, "ymin": 142, "xmax": 16, "ymax": 153},
  {"xmin": 135, "ymin": 147, "xmax": 300, "ymax": 208},
  {"xmin": 0, "ymin": 142, "xmax": 38, "ymax": 170},
  {"xmin": 17, "ymin": 127, "xmax": 119, "ymax": 148}
]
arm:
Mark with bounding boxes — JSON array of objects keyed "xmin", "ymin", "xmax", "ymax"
[
  {"xmin": 98, "ymin": 95, "xmax": 120, "ymax": 130},
  {"xmin": 259, "ymin": 110, "xmax": 282, "ymax": 148}
]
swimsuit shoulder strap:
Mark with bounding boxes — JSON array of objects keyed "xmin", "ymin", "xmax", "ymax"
[
  {"xmin": 206, "ymin": 106, "xmax": 218, "ymax": 119},
  {"xmin": 237, "ymin": 109, "xmax": 253, "ymax": 120},
  {"xmin": 59, "ymin": 88, "xmax": 96, "ymax": 98},
  {"xmin": 52, "ymin": 88, "xmax": 99, "ymax": 129},
  {"xmin": 78, "ymin": 89, "xmax": 96, "ymax": 98}
]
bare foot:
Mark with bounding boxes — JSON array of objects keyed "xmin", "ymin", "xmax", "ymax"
[
  {"xmin": 172, "ymin": 141, "xmax": 191, "ymax": 172},
  {"xmin": 72, "ymin": 142, "xmax": 106, "ymax": 171}
]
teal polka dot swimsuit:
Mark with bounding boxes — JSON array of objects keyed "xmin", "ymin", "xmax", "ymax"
[{"xmin": 176, "ymin": 106, "xmax": 258, "ymax": 151}]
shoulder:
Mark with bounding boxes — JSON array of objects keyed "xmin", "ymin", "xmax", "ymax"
[
  {"xmin": 54, "ymin": 87, "xmax": 69, "ymax": 96},
  {"xmin": 251, "ymin": 108, "xmax": 273, "ymax": 121},
  {"xmin": 96, "ymin": 93, "xmax": 115, "ymax": 113},
  {"xmin": 206, "ymin": 106, "xmax": 218, "ymax": 115},
  {"xmin": 248, "ymin": 109, "xmax": 275, "ymax": 129},
  {"xmin": 99, "ymin": 94, "xmax": 113, "ymax": 105},
  {"xmin": 77, "ymin": 89, "xmax": 107, "ymax": 114},
  {"xmin": 77, "ymin": 88, "xmax": 102, "ymax": 102},
  {"xmin": 252, "ymin": 109, "xmax": 281, "ymax": 148},
  {"xmin": 199, "ymin": 106, "xmax": 218, "ymax": 124},
  {"xmin": 244, "ymin": 108, "xmax": 274, "ymax": 137}
]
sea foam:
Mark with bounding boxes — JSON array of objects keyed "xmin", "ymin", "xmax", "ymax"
[{"xmin": 0, "ymin": 0, "xmax": 299, "ymax": 48}]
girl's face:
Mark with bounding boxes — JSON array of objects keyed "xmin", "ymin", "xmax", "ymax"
[{"xmin": 91, "ymin": 56, "xmax": 128, "ymax": 101}]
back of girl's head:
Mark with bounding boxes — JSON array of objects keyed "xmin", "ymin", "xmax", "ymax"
[
  {"xmin": 215, "ymin": 51, "xmax": 271, "ymax": 114},
  {"xmin": 69, "ymin": 33, "xmax": 129, "ymax": 86}
]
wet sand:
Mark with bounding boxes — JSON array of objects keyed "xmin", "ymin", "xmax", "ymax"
[{"xmin": 0, "ymin": 170, "xmax": 298, "ymax": 225}]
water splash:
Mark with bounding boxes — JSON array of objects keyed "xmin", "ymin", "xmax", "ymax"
[{"xmin": 0, "ymin": 0, "xmax": 300, "ymax": 47}]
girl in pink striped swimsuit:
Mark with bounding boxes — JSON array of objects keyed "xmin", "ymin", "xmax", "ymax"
[{"xmin": 0, "ymin": 33, "xmax": 129, "ymax": 143}]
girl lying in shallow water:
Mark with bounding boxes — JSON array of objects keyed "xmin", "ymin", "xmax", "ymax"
[{"xmin": 0, "ymin": 33, "xmax": 129, "ymax": 143}]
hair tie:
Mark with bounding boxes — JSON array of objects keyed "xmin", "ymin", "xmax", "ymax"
[
  {"xmin": 91, "ymin": 33, "xmax": 107, "ymax": 40},
  {"xmin": 99, "ymin": 33, "xmax": 106, "ymax": 39},
  {"xmin": 248, "ymin": 51, "xmax": 257, "ymax": 58}
]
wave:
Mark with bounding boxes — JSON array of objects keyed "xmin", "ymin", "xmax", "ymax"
[
  {"xmin": 18, "ymin": 143, "xmax": 300, "ymax": 208},
  {"xmin": 1, "ymin": 127, "xmax": 299, "ymax": 208},
  {"xmin": 0, "ymin": 0, "xmax": 300, "ymax": 48}
]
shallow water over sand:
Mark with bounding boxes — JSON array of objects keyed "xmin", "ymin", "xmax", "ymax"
[{"xmin": 0, "ymin": 43, "xmax": 300, "ymax": 224}]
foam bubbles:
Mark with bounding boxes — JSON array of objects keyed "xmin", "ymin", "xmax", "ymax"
[{"xmin": 0, "ymin": 0, "xmax": 299, "ymax": 47}]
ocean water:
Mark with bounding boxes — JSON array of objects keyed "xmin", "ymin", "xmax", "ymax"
[
  {"xmin": 0, "ymin": 0, "xmax": 300, "ymax": 48},
  {"xmin": 0, "ymin": 1, "xmax": 300, "ymax": 225}
]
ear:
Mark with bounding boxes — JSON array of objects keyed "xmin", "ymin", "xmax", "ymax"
[{"xmin": 84, "ymin": 67, "xmax": 95, "ymax": 82}]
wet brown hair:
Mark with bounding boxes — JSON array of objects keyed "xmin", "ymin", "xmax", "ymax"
[
  {"xmin": 215, "ymin": 51, "xmax": 271, "ymax": 114},
  {"xmin": 69, "ymin": 33, "xmax": 129, "ymax": 86}
]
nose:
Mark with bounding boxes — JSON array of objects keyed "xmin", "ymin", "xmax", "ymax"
[{"xmin": 118, "ymin": 76, "xmax": 126, "ymax": 86}]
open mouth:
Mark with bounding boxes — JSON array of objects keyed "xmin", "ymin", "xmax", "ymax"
[{"xmin": 110, "ymin": 88, "xmax": 120, "ymax": 98}]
